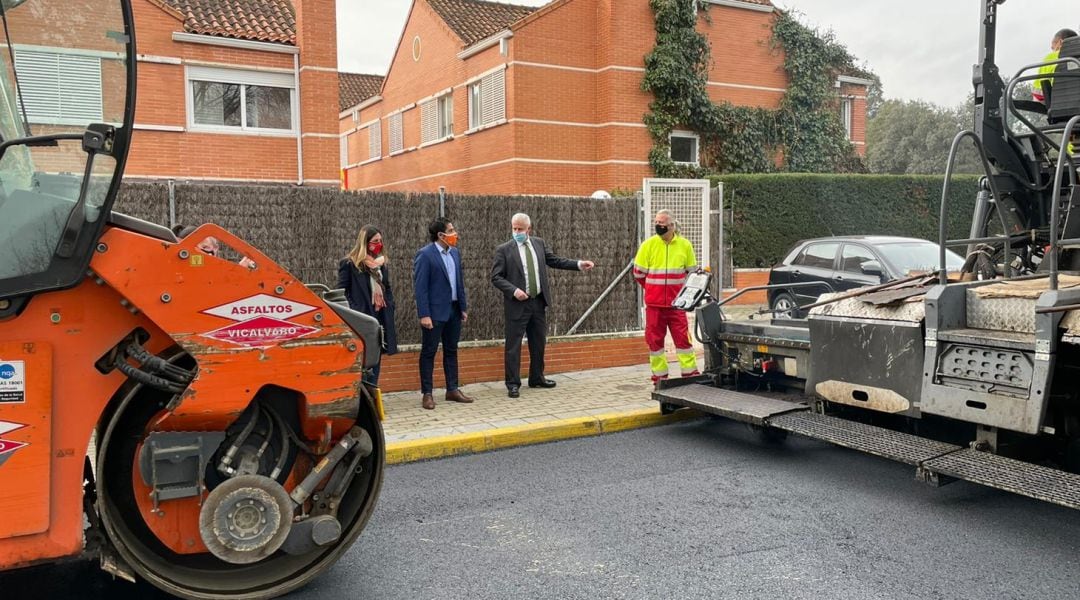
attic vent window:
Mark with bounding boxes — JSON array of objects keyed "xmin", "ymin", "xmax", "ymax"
[{"xmin": 412, "ymin": 36, "xmax": 422, "ymax": 62}]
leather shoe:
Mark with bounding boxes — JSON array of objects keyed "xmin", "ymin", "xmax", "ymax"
[
  {"xmin": 421, "ymin": 393, "xmax": 435, "ymax": 410},
  {"xmin": 445, "ymin": 389, "xmax": 474, "ymax": 403},
  {"xmin": 507, "ymin": 385, "xmax": 520, "ymax": 398},
  {"xmin": 529, "ymin": 379, "xmax": 557, "ymax": 389}
]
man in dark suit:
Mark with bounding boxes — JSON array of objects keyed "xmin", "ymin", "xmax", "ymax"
[
  {"xmin": 491, "ymin": 213, "xmax": 594, "ymax": 398},
  {"xmin": 413, "ymin": 217, "xmax": 473, "ymax": 410}
]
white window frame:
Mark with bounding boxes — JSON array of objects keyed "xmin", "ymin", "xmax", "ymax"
[
  {"xmin": 438, "ymin": 94, "xmax": 453, "ymax": 140},
  {"xmin": 15, "ymin": 48, "xmax": 104, "ymax": 126},
  {"xmin": 466, "ymin": 66, "xmax": 506, "ymax": 134},
  {"xmin": 185, "ymin": 65, "xmax": 297, "ymax": 136},
  {"xmin": 669, "ymin": 130, "xmax": 700, "ymax": 166},
  {"xmin": 468, "ymin": 83, "xmax": 483, "ymax": 131},
  {"xmin": 840, "ymin": 96, "xmax": 854, "ymax": 140},
  {"xmin": 420, "ymin": 91, "xmax": 454, "ymax": 147}
]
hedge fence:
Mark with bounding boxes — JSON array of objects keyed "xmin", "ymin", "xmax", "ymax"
[
  {"xmin": 114, "ymin": 182, "xmax": 641, "ymax": 346},
  {"xmin": 713, "ymin": 174, "xmax": 981, "ymax": 268}
]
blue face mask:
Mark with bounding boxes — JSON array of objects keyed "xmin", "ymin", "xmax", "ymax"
[{"xmin": 513, "ymin": 232, "xmax": 528, "ymax": 244}]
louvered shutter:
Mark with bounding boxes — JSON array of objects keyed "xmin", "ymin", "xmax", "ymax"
[
  {"xmin": 480, "ymin": 68, "xmax": 505, "ymax": 126},
  {"xmin": 340, "ymin": 135, "xmax": 348, "ymax": 168},
  {"xmin": 59, "ymin": 54, "xmax": 103, "ymax": 121},
  {"xmin": 368, "ymin": 119, "xmax": 382, "ymax": 159},
  {"xmin": 419, "ymin": 99, "xmax": 437, "ymax": 143},
  {"xmin": 388, "ymin": 113, "xmax": 403, "ymax": 154},
  {"xmin": 15, "ymin": 50, "xmax": 101, "ymax": 123}
]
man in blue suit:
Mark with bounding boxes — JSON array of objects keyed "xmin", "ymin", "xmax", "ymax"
[{"xmin": 413, "ymin": 217, "xmax": 473, "ymax": 410}]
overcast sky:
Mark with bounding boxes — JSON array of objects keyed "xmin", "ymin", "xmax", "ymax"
[{"xmin": 336, "ymin": 0, "xmax": 1077, "ymax": 108}]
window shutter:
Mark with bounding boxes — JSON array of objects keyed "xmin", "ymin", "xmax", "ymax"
[
  {"xmin": 15, "ymin": 51, "xmax": 61, "ymax": 121},
  {"xmin": 480, "ymin": 68, "xmax": 505, "ymax": 125},
  {"xmin": 58, "ymin": 54, "xmax": 103, "ymax": 121},
  {"xmin": 388, "ymin": 113, "xmax": 403, "ymax": 154},
  {"xmin": 340, "ymin": 135, "xmax": 348, "ymax": 168},
  {"xmin": 368, "ymin": 119, "xmax": 382, "ymax": 159},
  {"xmin": 15, "ymin": 51, "xmax": 103, "ymax": 123},
  {"xmin": 419, "ymin": 99, "xmax": 437, "ymax": 143}
]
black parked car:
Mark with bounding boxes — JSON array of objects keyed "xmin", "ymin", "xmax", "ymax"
[{"xmin": 766, "ymin": 236, "xmax": 965, "ymax": 314}]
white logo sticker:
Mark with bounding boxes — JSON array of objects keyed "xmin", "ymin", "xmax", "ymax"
[
  {"xmin": 202, "ymin": 293, "xmax": 318, "ymax": 322},
  {"xmin": 0, "ymin": 361, "xmax": 25, "ymax": 404}
]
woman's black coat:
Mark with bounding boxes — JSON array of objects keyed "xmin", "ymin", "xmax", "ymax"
[{"xmin": 337, "ymin": 258, "xmax": 399, "ymax": 355}]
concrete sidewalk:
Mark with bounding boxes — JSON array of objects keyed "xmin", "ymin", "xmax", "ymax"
[{"xmin": 380, "ymin": 305, "xmax": 765, "ymax": 463}]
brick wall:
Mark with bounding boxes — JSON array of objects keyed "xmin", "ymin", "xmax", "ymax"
[
  {"xmin": 343, "ymin": 0, "xmax": 868, "ymax": 197},
  {"xmin": 722, "ymin": 268, "xmax": 771, "ymax": 305},
  {"xmin": 122, "ymin": 0, "xmax": 338, "ymax": 184},
  {"xmin": 376, "ymin": 333, "xmax": 649, "ymax": 393}
]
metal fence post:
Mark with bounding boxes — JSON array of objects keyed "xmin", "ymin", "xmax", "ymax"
[
  {"xmin": 635, "ymin": 190, "xmax": 644, "ymax": 330},
  {"xmin": 167, "ymin": 179, "xmax": 176, "ymax": 229}
]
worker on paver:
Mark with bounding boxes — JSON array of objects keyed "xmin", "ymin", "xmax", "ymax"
[
  {"xmin": 633, "ymin": 209, "xmax": 700, "ymax": 384},
  {"xmin": 1034, "ymin": 28, "xmax": 1077, "ymax": 104}
]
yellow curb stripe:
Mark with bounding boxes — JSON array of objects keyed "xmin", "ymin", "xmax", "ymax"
[{"xmin": 384, "ymin": 407, "xmax": 703, "ymax": 465}]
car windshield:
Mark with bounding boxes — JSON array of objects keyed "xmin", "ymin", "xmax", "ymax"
[{"xmin": 876, "ymin": 241, "xmax": 963, "ymax": 275}]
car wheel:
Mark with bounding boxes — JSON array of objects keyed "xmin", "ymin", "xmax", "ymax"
[{"xmin": 771, "ymin": 291, "xmax": 797, "ymax": 317}]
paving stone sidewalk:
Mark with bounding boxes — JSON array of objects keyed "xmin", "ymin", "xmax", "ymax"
[{"xmin": 380, "ymin": 305, "xmax": 765, "ymax": 443}]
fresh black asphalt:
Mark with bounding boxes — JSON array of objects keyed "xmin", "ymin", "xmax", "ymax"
[{"xmin": 4, "ymin": 418, "xmax": 1079, "ymax": 599}]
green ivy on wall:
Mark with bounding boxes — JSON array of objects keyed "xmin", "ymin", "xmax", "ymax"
[{"xmin": 641, "ymin": 1, "xmax": 871, "ymax": 176}]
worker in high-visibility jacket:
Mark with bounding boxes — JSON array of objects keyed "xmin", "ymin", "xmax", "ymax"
[
  {"xmin": 633, "ymin": 209, "xmax": 700, "ymax": 383},
  {"xmin": 1034, "ymin": 28, "xmax": 1077, "ymax": 103}
]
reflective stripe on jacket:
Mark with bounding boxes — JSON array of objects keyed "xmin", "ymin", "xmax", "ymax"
[{"xmin": 633, "ymin": 234, "xmax": 697, "ymax": 307}]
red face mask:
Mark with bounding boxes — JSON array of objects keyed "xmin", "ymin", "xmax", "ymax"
[{"xmin": 368, "ymin": 241, "xmax": 383, "ymax": 256}]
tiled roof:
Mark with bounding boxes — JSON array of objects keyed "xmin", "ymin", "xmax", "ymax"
[
  {"xmin": 339, "ymin": 73, "xmax": 385, "ymax": 111},
  {"xmin": 160, "ymin": 0, "xmax": 296, "ymax": 45},
  {"xmin": 739, "ymin": 0, "xmax": 773, "ymax": 5},
  {"xmin": 427, "ymin": 0, "xmax": 538, "ymax": 46}
]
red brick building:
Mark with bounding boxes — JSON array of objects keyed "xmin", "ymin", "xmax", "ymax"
[
  {"xmin": 339, "ymin": 0, "xmax": 870, "ymax": 196},
  {"xmin": 20, "ymin": 0, "xmax": 341, "ymax": 185}
]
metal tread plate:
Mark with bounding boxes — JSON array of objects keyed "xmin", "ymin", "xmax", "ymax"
[
  {"xmin": 653, "ymin": 384, "xmax": 807, "ymax": 425},
  {"xmin": 766, "ymin": 412, "xmax": 962, "ymax": 465},
  {"xmin": 921, "ymin": 448, "xmax": 1080, "ymax": 510}
]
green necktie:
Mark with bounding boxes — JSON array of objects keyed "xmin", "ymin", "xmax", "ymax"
[{"xmin": 525, "ymin": 242, "xmax": 539, "ymax": 297}]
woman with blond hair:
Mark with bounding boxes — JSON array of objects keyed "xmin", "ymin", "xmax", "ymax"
[{"xmin": 337, "ymin": 224, "xmax": 398, "ymax": 385}]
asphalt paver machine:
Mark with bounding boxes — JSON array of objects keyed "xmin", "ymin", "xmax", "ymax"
[
  {"xmin": 0, "ymin": 1, "xmax": 385, "ymax": 597},
  {"xmin": 657, "ymin": 0, "xmax": 1080, "ymax": 510}
]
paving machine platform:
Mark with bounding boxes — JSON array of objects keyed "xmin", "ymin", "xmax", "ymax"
[{"xmin": 655, "ymin": 384, "xmax": 1080, "ymax": 510}]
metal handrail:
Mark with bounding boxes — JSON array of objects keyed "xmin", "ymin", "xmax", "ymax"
[
  {"xmin": 938, "ymin": 131, "xmax": 1011, "ymax": 284},
  {"xmin": 1004, "ymin": 56, "xmax": 1080, "ymax": 157},
  {"xmin": 716, "ymin": 281, "xmax": 835, "ymax": 309},
  {"xmin": 944, "ymin": 232, "xmax": 1032, "ymax": 247},
  {"xmin": 1048, "ymin": 114, "xmax": 1080, "ymax": 290}
]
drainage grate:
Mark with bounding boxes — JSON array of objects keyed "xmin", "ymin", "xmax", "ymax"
[
  {"xmin": 767, "ymin": 412, "xmax": 962, "ymax": 465},
  {"xmin": 921, "ymin": 449, "xmax": 1080, "ymax": 510},
  {"xmin": 653, "ymin": 384, "xmax": 806, "ymax": 426}
]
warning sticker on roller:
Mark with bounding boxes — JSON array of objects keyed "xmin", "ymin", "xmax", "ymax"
[
  {"xmin": 202, "ymin": 293, "xmax": 318, "ymax": 322},
  {"xmin": 0, "ymin": 421, "xmax": 28, "ymax": 469},
  {"xmin": 0, "ymin": 361, "xmax": 25, "ymax": 404},
  {"xmin": 201, "ymin": 316, "xmax": 319, "ymax": 348}
]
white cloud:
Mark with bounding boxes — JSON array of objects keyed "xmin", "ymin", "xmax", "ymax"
[{"xmin": 775, "ymin": 0, "xmax": 1077, "ymax": 107}]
